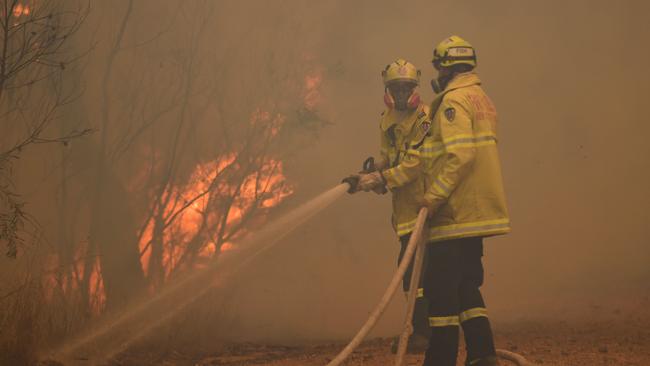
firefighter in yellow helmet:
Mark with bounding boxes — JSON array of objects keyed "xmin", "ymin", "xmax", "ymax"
[
  {"xmin": 418, "ymin": 35, "xmax": 510, "ymax": 366},
  {"xmin": 344, "ymin": 58, "xmax": 435, "ymax": 351}
]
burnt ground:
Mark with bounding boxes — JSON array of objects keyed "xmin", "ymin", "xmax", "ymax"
[{"xmin": 108, "ymin": 296, "xmax": 650, "ymax": 366}]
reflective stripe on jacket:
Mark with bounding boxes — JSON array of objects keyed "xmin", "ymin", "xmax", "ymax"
[{"xmin": 424, "ymin": 72, "xmax": 510, "ymax": 242}]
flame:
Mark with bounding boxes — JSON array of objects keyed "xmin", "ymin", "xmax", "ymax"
[
  {"xmin": 198, "ymin": 241, "xmax": 234, "ymax": 257},
  {"xmin": 199, "ymin": 242, "xmax": 217, "ymax": 256},
  {"xmin": 88, "ymin": 257, "xmax": 106, "ymax": 315},
  {"xmin": 12, "ymin": 4, "xmax": 31, "ymax": 17},
  {"xmin": 40, "ymin": 65, "xmax": 321, "ymax": 315},
  {"xmin": 304, "ymin": 69, "xmax": 323, "ymax": 110},
  {"xmin": 220, "ymin": 242, "xmax": 235, "ymax": 252},
  {"xmin": 137, "ymin": 153, "xmax": 293, "ymax": 281},
  {"xmin": 41, "ymin": 243, "xmax": 106, "ymax": 315},
  {"xmin": 139, "ymin": 219, "xmax": 154, "ymax": 276}
]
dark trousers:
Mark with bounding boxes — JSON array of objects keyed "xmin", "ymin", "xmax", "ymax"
[{"xmin": 399, "ymin": 235, "xmax": 496, "ymax": 366}]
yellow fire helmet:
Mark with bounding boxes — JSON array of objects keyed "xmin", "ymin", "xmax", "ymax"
[
  {"xmin": 382, "ymin": 58, "xmax": 421, "ymax": 86},
  {"xmin": 432, "ymin": 35, "xmax": 477, "ymax": 68}
]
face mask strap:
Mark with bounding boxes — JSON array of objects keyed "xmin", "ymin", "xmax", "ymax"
[{"xmin": 430, "ymin": 78, "xmax": 442, "ymax": 94}]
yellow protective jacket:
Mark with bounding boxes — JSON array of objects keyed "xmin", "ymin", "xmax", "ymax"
[
  {"xmin": 378, "ymin": 103, "xmax": 435, "ymax": 237},
  {"xmin": 424, "ymin": 72, "xmax": 510, "ymax": 242}
]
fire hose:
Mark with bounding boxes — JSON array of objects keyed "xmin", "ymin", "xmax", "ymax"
[{"xmin": 326, "ymin": 186, "xmax": 536, "ymax": 366}]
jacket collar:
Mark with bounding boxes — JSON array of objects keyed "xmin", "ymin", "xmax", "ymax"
[
  {"xmin": 430, "ymin": 72, "xmax": 481, "ymax": 110},
  {"xmin": 380, "ymin": 104, "xmax": 424, "ymax": 133},
  {"xmin": 445, "ymin": 71, "xmax": 481, "ymax": 92}
]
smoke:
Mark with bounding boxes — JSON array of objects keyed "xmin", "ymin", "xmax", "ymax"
[
  {"xmin": 210, "ymin": 0, "xmax": 650, "ymax": 341},
  {"xmin": 3, "ymin": 0, "xmax": 649, "ymax": 357}
]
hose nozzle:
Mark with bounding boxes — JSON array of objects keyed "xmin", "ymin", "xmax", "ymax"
[{"xmin": 341, "ymin": 175, "xmax": 360, "ymax": 194}]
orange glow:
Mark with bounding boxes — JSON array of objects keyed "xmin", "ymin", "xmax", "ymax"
[
  {"xmin": 250, "ymin": 108, "xmax": 286, "ymax": 138},
  {"xmin": 89, "ymin": 257, "xmax": 106, "ymax": 315},
  {"xmin": 304, "ymin": 69, "xmax": 323, "ymax": 110},
  {"xmin": 220, "ymin": 242, "xmax": 235, "ymax": 252},
  {"xmin": 44, "ymin": 65, "xmax": 323, "ymax": 314},
  {"xmin": 41, "ymin": 244, "xmax": 108, "ymax": 315},
  {"xmin": 12, "ymin": 4, "xmax": 30, "ymax": 17},
  {"xmin": 139, "ymin": 219, "xmax": 154, "ymax": 276},
  {"xmin": 199, "ymin": 242, "xmax": 217, "ymax": 256},
  {"xmin": 137, "ymin": 153, "xmax": 293, "ymax": 281}
]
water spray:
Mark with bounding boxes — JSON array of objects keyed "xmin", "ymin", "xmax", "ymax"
[
  {"xmin": 45, "ymin": 181, "xmax": 534, "ymax": 366},
  {"xmin": 45, "ymin": 183, "xmax": 350, "ymax": 365}
]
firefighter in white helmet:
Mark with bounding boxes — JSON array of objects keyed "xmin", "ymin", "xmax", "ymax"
[
  {"xmin": 418, "ymin": 35, "xmax": 511, "ymax": 366},
  {"xmin": 344, "ymin": 58, "xmax": 435, "ymax": 352}
]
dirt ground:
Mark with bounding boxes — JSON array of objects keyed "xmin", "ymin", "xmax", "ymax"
[{"xmin": 108, "ymin": 296, "xmax": 650, "ymax": 366}]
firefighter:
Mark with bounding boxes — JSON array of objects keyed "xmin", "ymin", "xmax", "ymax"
[
  {"xmin": 348, "ymin": 58, "xmax": 435, "ymax": 351},
  {"xmin": 418, "ymin": 35, "xmax": 511, "ymax": 366}
]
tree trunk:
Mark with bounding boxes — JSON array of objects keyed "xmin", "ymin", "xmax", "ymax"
[{"xmin": 89, "ymin": 160, "xmax": 146, "ymax": 310}]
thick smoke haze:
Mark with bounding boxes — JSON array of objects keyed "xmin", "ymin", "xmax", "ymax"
[
  {"xmin": 218, "ymin": 0, "xmax": 650, "ymax": 341},
  {"xmin": 4, "ymin": 0, "xmax": 649, "ymax": 350}
]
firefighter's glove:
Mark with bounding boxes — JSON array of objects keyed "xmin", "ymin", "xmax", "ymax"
[
  {"xmin": 372, "ymin": 184, "xmax": 388, "ymax": 195},
  {"xmin": 357, "ymin": 171, "xmax": 386, "ymax": 192},
  {"xmin": 342, "ymin": 174, "xmax": 361, "ymax": 194}
]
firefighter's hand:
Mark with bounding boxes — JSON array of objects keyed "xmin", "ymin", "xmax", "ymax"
[
  {"xmin": 372, "ymin": 184, "xmax": 388, "ymax": 195},
  {"xmin": 357, "ymin": 171, "xmax": 385, "ymax": 192},
  {"xmin": 341, "ymin": 174, "xmax": 361, "ymax": 194}
]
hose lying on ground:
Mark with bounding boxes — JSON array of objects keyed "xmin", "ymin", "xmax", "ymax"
[
  {"xmin": 325, "ymin": 207, "xmax": 536, "ymax": 366},
  {"xmin": 325, "ymin": 208, "xmax": 429, "ymax": 366},
  {"xmin": 497, "ymin": 349, "xmax": 536, "ymax": 366}
]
